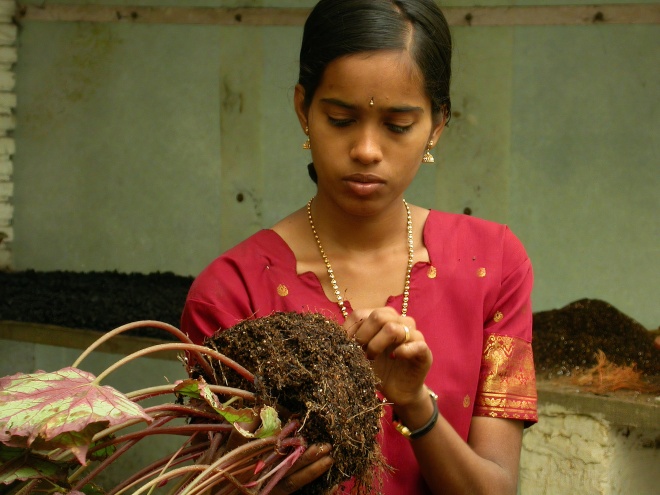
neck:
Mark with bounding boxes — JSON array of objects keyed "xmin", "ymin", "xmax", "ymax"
[
  {"xmin": 306, "ymin": 195, "xmax": 414, "ymax": 318},
  {"xmin": 309, "ymin": 195, "xmax": 409, "ymax": 253}
]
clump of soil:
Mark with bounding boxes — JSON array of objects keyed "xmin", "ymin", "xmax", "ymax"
[
  {"xmin": 193, "ymin": 311, "xmax": 386, "ymax": 495},
  {"xmin": 533, "ymin": 299, "xmax": 659, "ymax": 381}
]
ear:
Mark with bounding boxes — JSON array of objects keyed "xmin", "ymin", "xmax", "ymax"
[
  {"xmin": 429, "ymin": 114, "xmax": 447, "ymax": 148},
  {"xmin": 294, "ymin": 84, "xmax": 309, "ymax": 131}
]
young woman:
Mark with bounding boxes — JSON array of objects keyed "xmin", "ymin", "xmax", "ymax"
[{"xmin": 181, "ymin": 1, "xmax": 538, "ymax": 493}]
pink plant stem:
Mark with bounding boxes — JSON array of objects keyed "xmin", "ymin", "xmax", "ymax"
[
  {"xmin": 120, "ymin": 465, "xmax": 214, "ymax": 495},
  {"xmin": 93, "ymin": 343, "xmax": 254, "ymax": 385},
  {"xmin": 199, "ymin": 472, "xmax": 256, "ymax": 495},
  {"xmin": 182, "ymin": 419, "xmax": 303, "ymax": 495},
  {"xmin": 259, "ymin": 445, "xmax": 306, "ymax": 495},
  {"xmin": 72, "ymin": 320, "xmax": 217, "ymax": 381},
  {"xmin": 142, "ymin": 403, "xmax": 232, "ymax": 421},
  {"xmin": 256, "ymin": 449, "xmax": 287, "ymax": 473},
  {"xmin": 277, "ymin": 418, "xmax": 302, "ymax": 440},
  {"xmin": 70, "ymin": 416, "xmax": 173, "ymax": 490},
  {"xmin": 180, "ymin": 440, "xmax": 278, "ymax": 494},
  {"xmin": 108, "ymin": 444, "xmax": 209, "ymax": 495},
  {"xmin": 187, "ymin": 461, "xmax": 262, "ymax": 495},
  {"xmin": 89, "ymin": 423, "xmax": 234, "ymax": 458},
  {"xmin": 128, "ymin": 383, "xmax": 255, "ymax": 403}
]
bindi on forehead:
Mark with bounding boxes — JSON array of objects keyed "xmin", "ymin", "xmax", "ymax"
[{"xmin": 319, "ymin": 96, "xmax": 425, "ymax": 116}]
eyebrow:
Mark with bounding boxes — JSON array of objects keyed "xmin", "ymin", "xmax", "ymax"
[{"xmin": 320, "ymin": 97, "xmax": 424, "ymax": 114}]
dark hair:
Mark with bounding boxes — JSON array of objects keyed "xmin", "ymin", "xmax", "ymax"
[{"xmin": 298, "ymin": 0, "xmax": 452, "ymax": 121}]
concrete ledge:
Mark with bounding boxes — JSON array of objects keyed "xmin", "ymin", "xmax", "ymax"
[
  {"xmin": 536, "ymin": 380, "xmax": 659, "ymax": 431},
  {"xmin": 522, "ymin": 385, "xmax": 659, "ymax": 495},
  {"xmin": 0, "ymin": 321, "xmax": 178, "ymax": 361}
]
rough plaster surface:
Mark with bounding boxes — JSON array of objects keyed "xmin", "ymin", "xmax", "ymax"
[
  {"xmin": 11, "ymin": 7, "xmax": 659, "ymax": 328},
  {"xmin": 520, "ymin": 403, "xmax": 659, "ymax": 495},
  {"xmin": 0, "ymin": 2, "xmax": 15, "ymax": 269}
]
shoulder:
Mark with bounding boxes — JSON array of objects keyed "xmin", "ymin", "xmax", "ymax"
[
  {"xmin": 211, "ymin": 230, "xmax": 290, "ymax": 265},
  {"xmin": 427, "ymin": 210, "xmax": 524, "ymax": 245},
  {"xmin": 189, "ymin": 230, "xmax": 292, "ymax": 295},
  {"xmin": 424, "ymin": 210, "xmax": 530, "ymax": 270},
  {"xmin": 425, "ymin": 210, "xmax": 507, "ymax": 236}
]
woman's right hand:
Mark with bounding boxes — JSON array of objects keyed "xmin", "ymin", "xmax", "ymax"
[
  {"xmin": 270, "ymin": 443, "xmax": 334, "ymax": 494},
  {"xmin": 344, "ymin": 307, "xmax": 432, "ymax": 408}
]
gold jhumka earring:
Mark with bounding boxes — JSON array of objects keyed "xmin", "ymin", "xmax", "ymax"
[
  {"xmin": 422, "ymin": 141, "xmax": 435, "ymax": 163},
  {"xmin": 302, "ymin": 126, "xmax": 311, "ymax": 150}
]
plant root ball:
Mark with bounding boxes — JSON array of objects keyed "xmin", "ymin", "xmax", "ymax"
[{"xmin": 195, "ymin": 311, "xmax": 387, "ymax": 495}]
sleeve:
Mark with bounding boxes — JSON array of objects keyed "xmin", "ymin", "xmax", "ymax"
[
  {"xmin": 473, "ymin": 227, "xmax": 538, "ymax": 424},
  {"xmin": 180, "ymin": 255, "xmax": 257, "ymax": 344}
]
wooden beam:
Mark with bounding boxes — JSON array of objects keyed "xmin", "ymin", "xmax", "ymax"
[
  {"xmin": 448, "ymin": 4, "xmax": 660, "ymax": 26},
  {"xmin": 15, "ymin": 4, "xmax": 660, "ymax": 27},
  {"xmin": 16, "ymin": 6, "xmax": 311, "ymax": 26}
]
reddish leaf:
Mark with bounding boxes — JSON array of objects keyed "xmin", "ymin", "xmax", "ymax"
[{"xmin": 0, "ymin": 367, "xmax": 152, "ymax": 464}]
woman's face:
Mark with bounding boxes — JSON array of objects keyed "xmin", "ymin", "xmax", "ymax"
[{"xmin": 295, "ymin": 49, "xmax": 445, "ymax": 216}]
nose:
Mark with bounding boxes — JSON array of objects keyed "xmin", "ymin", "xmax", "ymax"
[{"xmin": 349, "ymin": 126, "xmax": 383, "ymax": 165}]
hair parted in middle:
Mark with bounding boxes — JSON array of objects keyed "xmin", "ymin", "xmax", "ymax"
[{"xmin": 298, "ymin": 0, "xmax": 452, "ymax": 123}]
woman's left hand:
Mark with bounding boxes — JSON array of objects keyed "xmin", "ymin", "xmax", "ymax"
[{"xmin": 344, "ymin": 307, "xmax": 432, "ymax": 407}]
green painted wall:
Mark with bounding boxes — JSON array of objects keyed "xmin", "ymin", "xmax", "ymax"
[{"xmin": 11, "ymin": 1, "xmax": 659, "ymax": 328}]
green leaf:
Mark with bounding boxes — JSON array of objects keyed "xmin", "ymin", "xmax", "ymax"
[
  {"xmin": 174, "ymin": 378, "xmax": 256, "ymax": 424},
  {"xmin": 87, "ymin": 439, "xmax": 117, "ymax": 462},
  {"xmin": 234, "ymin": 406, "xmax": 282, "ymax": 439},
  {"xmin": 0, "ymin": 444, "xmax": 70, "ymax": 485},
  {"xmin": 0, "ymin": 368, "xmax": 152, "ymax": 465},
  {"xmin": 80, "ymin": 482, "xmax": 105, "ymax": 495}
]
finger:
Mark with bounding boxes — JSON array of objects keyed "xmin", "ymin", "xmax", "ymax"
[
  {"xmin": 350, "ymin": 307, "xmax": 399, "ymax": 344},
  {"xmin": 271, "ymin": 445, "xmax": 334, "ymax": 495},
  {"xmin": 343, "ymin": 308, "xmax": 374, "ymax": 339},
  {"xmin": 363, "ymin": 319, "xmax": 419, "ymax": 359},
  {"xmin": 388, "ymin": 339, "xmax": 433, "ymax": 366},
  {"xmin": 276, "ymin": 443, "xmax": 332, "ymax": 480},
  {"xmin": 289, "ymin": 443, "xmax": 332, "ymax": 473}
]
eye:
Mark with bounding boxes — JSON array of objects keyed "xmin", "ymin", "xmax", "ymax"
[
  {"xmin": 387, "ymin": 123, "xmax": 413, "ymax": 134},
  {"xmin": 328, "ymin": 117, "xmax": 354, "ymax": 128}
]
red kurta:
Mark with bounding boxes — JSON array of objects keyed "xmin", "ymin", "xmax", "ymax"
[{"xmin": 181, "ymin": 210, "xmax": 538, "ymax": 494}]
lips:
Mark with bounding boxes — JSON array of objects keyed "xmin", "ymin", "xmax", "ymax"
[
  {"xmin": 344, "ymin": 173, "xmax": 385, "ymax": 184},
  {"xmin": 343, "ymin": 174, "xmax": 385, "ymax": 196}
]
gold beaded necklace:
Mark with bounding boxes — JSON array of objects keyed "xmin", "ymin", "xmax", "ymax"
[{"xmin": 306, "ymin": 197, "xmax": 414, "ymax": 319}]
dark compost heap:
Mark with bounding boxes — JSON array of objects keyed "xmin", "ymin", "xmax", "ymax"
[
  {"xmin": 1, "ymin": 271, "xmax": 658, "ymax": 380},
  {"xmin": 532, "ymin": 298, "xmax": 659, "ymax": 380},
  {"xmin": 0, "ymin": 270, "xmax": 192, "ymax": 339}
]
